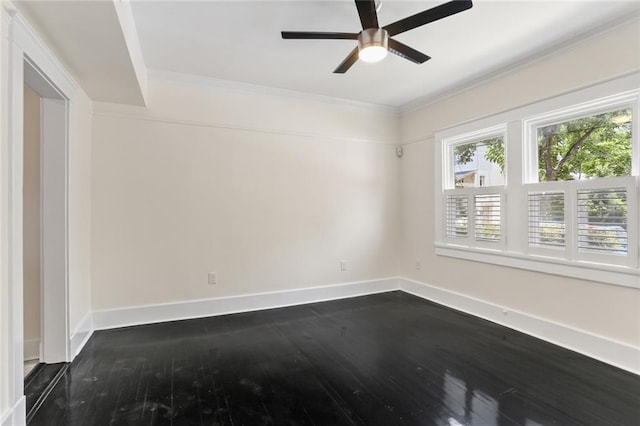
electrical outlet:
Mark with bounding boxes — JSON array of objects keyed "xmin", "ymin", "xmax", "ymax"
[
  {"xmin": 340, "ymin": 260, "xmax": 348, "ymax": 271},
  {"xmin": 208, "ymin": 272, "xmax": 217, "ymax": 285},
  {"xmin": 415, "ymin": 259, "xmax": 422, "ymax": 270}
]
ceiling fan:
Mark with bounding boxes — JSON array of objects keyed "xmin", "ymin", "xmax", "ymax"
[{"xmin": 281, "ymin": 0, "xmax": 473, "ymax": 73}]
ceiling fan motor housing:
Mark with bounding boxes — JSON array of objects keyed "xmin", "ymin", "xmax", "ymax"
[
  {"xmin": 358, "ymin": 28, "xmax": 389, "ymax": 52},
  {"xmin": 358, "ymin": 28, "xmax": 389, "ymax": 62}
]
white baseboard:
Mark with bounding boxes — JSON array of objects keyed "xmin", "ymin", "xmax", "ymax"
[
  {"xmin": 1, "ymin": 396, "xmax": 26, "ymax": 426},
  {"xmin": 399, "ymin": 277, "xmax": 640, "ymax": 375},
  {"xmin": 88, "ymin": 276, "xmax": 638, "ymax": 375},
  {"xmin": 93, "ymin": 278, "xmax": 401, "ymax": 330},
  {"xmin": 70, "ymin": 311, "xmax": 94, "ymax": 358},
  {"xmin": 23, "ymin": 339, "xmax": 40, "ymax": 361}
]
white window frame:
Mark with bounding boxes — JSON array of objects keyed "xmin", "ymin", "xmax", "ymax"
[{"xmin": 434, "ymin": 72, "xmax": 640, "ymax": 289}]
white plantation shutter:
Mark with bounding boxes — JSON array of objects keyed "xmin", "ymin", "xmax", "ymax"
[
  {"xmin": 577, "ymin": 188, "xmax": 628, "ymax": 255},
  {"xmin": 474, "ymin": 194, "xmax": 501, "ymax": 242},
  {"xmin": 528, "ymin": 191, "xmax": 565, "ymax": 249},
  {"xmin": 446, "ymin": 194, "xmax": 468, "ymax": 238}
]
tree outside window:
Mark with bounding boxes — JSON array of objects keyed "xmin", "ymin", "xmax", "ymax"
[{"xmin": 536, "ymin": 108, "xmax": 632, "ymax": 182}]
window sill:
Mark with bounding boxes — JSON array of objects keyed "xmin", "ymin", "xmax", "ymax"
[{"xmin": 435, "ymin": 243, "xmax": 640, "ymax": 289}]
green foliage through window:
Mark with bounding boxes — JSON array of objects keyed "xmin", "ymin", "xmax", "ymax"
[
  {"xmin": 537, "ymin": 109, "xmax": 632, "ymax": 181},
  {"xmin": 454, "ymin": 137, "xmax": 505, "ymax": 171}
]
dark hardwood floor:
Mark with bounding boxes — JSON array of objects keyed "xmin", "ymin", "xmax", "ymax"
[
  {"xmin": 29, "ymin": 291, "xmax": 640, "ymax": 425},
  {"xmin": 24, "ymin": 362, "xmax": 69, "ymax": 423}
]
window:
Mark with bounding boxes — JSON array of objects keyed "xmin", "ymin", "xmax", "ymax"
[
  {"xmin": 450, "ymin": 135, "xmax": 505, "ymax": 189},
  {"xmin": 442, "ymin": 128, "xmax": 506, "ymax": 249},
  {"xmin": 435, "ymin": 74, "xmax": 639, "ymax": 287},
  {"xmin": 533, "ymin": 108, "xmax": 632, "ymax": 182},
  {"xmin": 525, "ymin": 103, "xmax": 636, "ymax": 267}
]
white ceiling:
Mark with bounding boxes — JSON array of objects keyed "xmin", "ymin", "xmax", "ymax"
[
  {"xmin": 16, "ymin": 0, "xmax": 146, "ymax": 105},
  {"xmin": 130, "ymin": 0, "xmax": 639, "ymax": 107},
  {"xmin": 16, "ymin": 1, "xmax": 640, "ymax": 109}
]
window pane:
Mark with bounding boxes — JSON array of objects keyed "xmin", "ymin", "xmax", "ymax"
[
  {"xmin": 536, "ymin": 109, "xmax": 632, "ymax": 182},
  {"xmin": 577, "ymin": 188, "xmax": 627, "ymax": 255},
  {"xmin": 528, "ymin": 192, "xmax": 565, "ymax": 248},
  {"xmin": 453, "ymin": 137, "xmax": 505, "ymax": 188},
  {"xmin": 475, "ymin": 194, "xmax": 501, "ymax": 242},
  {"xmin": 446, "ymin": 195, "xmax": 468, "ymax": 238}
]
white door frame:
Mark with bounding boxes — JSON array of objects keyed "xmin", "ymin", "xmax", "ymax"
[
  {"xmin": 3, "ymin": 10, "xmax": 76, "ymax": 421},
  {"xmin": 26, "ymin": 60, "xmax": 69, "ymax": 364}
]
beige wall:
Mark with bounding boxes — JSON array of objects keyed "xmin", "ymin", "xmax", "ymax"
[
  {"xmin": 91, "ymin": 79, "xmax": 400, "ymax": 310},
  {"xmin": 399, "ymin": 18, "xmax": 640, "ymax": 346},
  {"xmin": 22, "ymin": 84, "xmax": 41, "ymax": 353}
]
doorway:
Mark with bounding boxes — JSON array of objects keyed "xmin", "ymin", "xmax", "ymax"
[
  {"xmin": 23, "ymin": 81, "xmax": 41, "ymax": 377},
  {"xmin": 4, "ymin": 14, "xmax": 75, "ymax": 424},
  {"xmin": 21, "ymin": 59, "xmax": 70, "ymax": 420}
]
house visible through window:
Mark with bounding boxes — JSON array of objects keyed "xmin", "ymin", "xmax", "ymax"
[{"xmin": 453, "ymin": 138, "xmax": 504, "ymax": 188}]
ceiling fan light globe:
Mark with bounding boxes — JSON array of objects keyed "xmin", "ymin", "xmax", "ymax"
[
  {"xmin": 359, "ymin": 45, "xmax": 388, "ymax": 63},
  {"xmin": 357, "ymin": 28, "xmax": 389, "ymax": 63}
]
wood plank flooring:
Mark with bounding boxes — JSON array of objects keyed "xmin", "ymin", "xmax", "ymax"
[
  {"xmin": 24, "ymin": 362, "xmax": 69, "ymax": 423},
  {"xmin": 29, "ymin": 291, "xmax": 640, "ymax": 425}
]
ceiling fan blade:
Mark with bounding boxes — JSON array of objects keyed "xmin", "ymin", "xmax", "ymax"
[
  {"xmin": 388, "ymin": 39, "xmax": 431, "ymax": 64},
  {"xmin": 281, "ymin": 31, "xmax": 359, "ymax": 40},
  {"xmin": 333, "ymin": 47, "xmax": 359, "ymax": 73},
  {"xmin": 383, "ymin": 0, "xmax": 473, "ymax": 37},
  {"xmin": 355, "ymin": 0, "xmax": 379, "ymax": 29}
]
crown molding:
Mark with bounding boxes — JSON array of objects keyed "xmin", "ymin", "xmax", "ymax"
[
  {"xmin": 400, "ymin": 11, "xmax": 640, "ymax": 115},
  {"xmin": 400, "ymin": 70, "xmax": 640, "ymax": 145},
  {"xmin": 147, "ymin": 69, "xmax": 401, "ymax": 117},
  {"xmin": 93, "ymin": 106, "xmax": 398, "ymax": 146}
]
